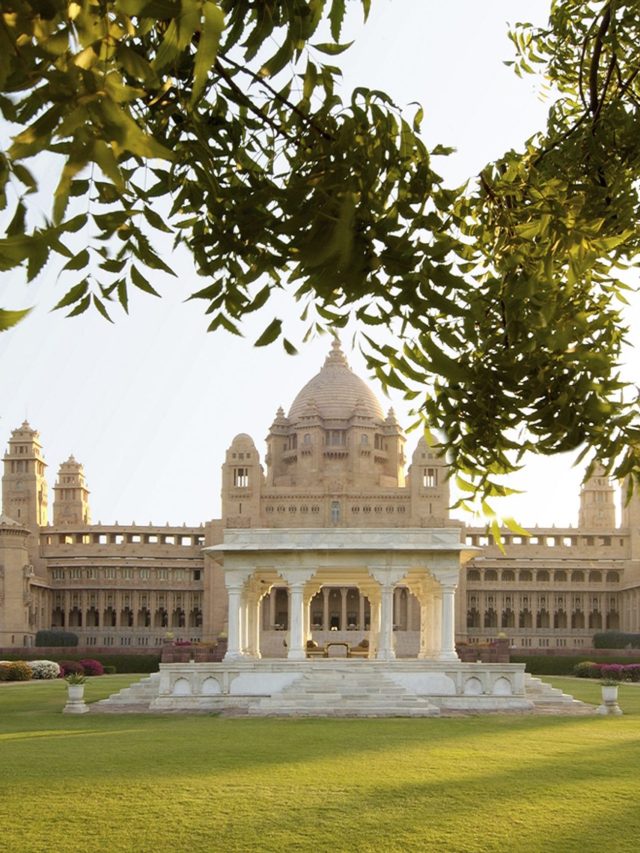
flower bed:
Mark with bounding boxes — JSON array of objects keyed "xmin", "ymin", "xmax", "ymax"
[
  {"xmin": 27, "ymin": 660, "xmax": 61, "ymax": 680},
  {"xmin": 573, "ymin": 661, "xmax": 640, "ymax": 681}
]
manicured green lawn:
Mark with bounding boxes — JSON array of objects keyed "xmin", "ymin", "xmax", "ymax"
[{"xmin": 1, "ymin": 675, "xmax": 639, "ymax": 853}]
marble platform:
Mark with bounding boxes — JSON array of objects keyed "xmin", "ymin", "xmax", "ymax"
[{"xmin": 92, "ymin": 659, "xmax": 543, "ymax": 716}]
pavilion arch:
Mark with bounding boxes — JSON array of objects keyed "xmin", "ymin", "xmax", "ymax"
[{"xmin": 209, "ymin": 527, "xmax": 474, "ymax": 664}]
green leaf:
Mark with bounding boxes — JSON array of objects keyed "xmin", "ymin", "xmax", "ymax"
[
  {"xmin": 0, "ymin": 307, "xmax": 31, "ymax": 332},
  {"xmin": 254, "ymin": 317, "xmax": 282, "ymax": 347},
  {"xmin": 53, "ymin": 280, "xmax": 89, "ymax": 311},
  {"xmin": 490, "ymin": 518, "xmax": 505, "ymax": 553},
  {"xmin": 117, "ymin": 279, "xmax": 129, "ymax": 313},
  {"xmin": 6, "ymin": 201, "xmax": 26, "ymax": 237},
  {"xmin": 142, "ymin": 206, "xmax": 173, "ymax": 234},
  {"xmin": 329, "ymin": 0, "xmax": 346, "ymax": 41},
  {"xmin": 92, "ymin": 294, "xmax": 114, "ymax": 323},
  {"xmin": 191, "ymin": 2, "xmax": 225, "ymax": 104},
  {"xmin": 130, "ymin": 265, "xmax": 161, "ymax": 296},
  {"xmin": 66, "ymin": 295, "xmax": 92, "ymax": 317},
  {"xmin": 503, "ymin": 517, "xmax": 531, "ymax": 537},
  {"xmin": 63, "ymin": 249, "xmax": 90, "ymax": 272},
  {"xmin": 312, "ymin": 41, "xmax": 354, "ymax": 55}
]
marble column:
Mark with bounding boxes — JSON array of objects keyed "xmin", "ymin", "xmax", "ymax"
[
  {"xmin": 340, "ymin": 587, "xmax": 348, "ymax": 630},
  {"xmin": 252, "ymin": 596, "xmax": 262, "ymax": 659},
  {"xmin": 322, "ymin": 587, "xmax": 330, "ymax": 630},
  {"xmin": 376, "ymin": 584, "xmax": 396, "ymax": 660},
  {"xmin": 224, "ymin": 585, "xmax": 244, "ymax": 660},
  {"xmin": 358, "ymin": 593, "xmax": 365, "ymax": 630},
  {"xmin": 269, "ymin": 591, "xmax": 276, "ymax": 629},
  {"xmin": 439, "ymin": 584, "xmax": 459, "ymax": 661},
  {"xmin": 288, "ymin": 583, "xmax": 306, "ymax": 660}
]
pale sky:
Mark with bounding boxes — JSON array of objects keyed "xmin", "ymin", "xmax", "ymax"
[{"xmin": 1, "ymin": 1, "xmax": 637, "ymax": 529}]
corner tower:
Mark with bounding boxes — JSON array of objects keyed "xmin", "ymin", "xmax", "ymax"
[
  {"xmin": 2, "ymin": 422, "xmax": 48, "ymax": 529},
  {"xmin": 579, "ymin": 464, "xmax": 616, "ymax": 529},
  {"xmin": 407, "ymin": 436, "xmax": 451, "ymax": 526},
  {"xmin": 53, "ymin": 455, "xmax": 91, "ymax": 526}
]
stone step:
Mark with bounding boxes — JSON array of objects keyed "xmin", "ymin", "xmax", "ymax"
[{"xmin": 523, "ymin": 674, "xmax": 594, "ymax": 712}]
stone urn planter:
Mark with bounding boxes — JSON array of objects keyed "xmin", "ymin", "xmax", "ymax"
[
  {"xmin": 597, "ymin": 681, "xmax": 623, "ymax": 716},
  {"xmin": 63, "ymin": 674, "xmax": 89, "ymax": 715}
]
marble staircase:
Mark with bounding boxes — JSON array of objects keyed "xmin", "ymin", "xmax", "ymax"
[
  {"xmin": 523, "ymin": 673, "xmax": 595, "ymax": 714},
  {"xmin": 247, "ymin": 667, "xmax": 440, "ymax": 717}
]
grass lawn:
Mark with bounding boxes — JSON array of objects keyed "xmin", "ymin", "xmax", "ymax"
[{"xmin": 1, "ymin": 675, "xmax": 639, "ymax": 853}]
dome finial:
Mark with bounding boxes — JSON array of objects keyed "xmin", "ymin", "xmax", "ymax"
[{"xmin": 324, "ymin": 335, "xmax": 348, "ymax": 367}]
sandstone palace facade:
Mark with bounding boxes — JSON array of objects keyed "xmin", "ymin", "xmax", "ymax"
[{"xmin": 2, "ymin": 341, "xmax": 639, "ymax": 652}]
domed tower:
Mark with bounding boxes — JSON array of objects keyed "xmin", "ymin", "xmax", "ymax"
[
  {"xmin": 264, "ymin": 338, "xmax": 405, "ymax": 490},
  {"xmin": 2, "ymin": 421, "xmax": 48, "ymax": 530},
  {"xmin": 221, "ymin": 434, "xmax": 264, "ymax": 528},
  {"xmin": 579, "ymin": 463, "xmax": 616, "ymax": 530},
  {"xmin": 53, "ymin": 455, "xmax": 91, "ymax": 526},
  {"xmin": 407, "ymin": 435, "xmax": 451, "ymax": 526}
]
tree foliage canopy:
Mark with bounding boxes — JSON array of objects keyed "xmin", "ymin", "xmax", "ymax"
[{"xmin": 1, "ymin": 0, "xmax": 639, "ymax": 515}]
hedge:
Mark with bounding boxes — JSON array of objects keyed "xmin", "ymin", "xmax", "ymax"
[
  {"xmin": 35, "ymin": 630, "xmax": 79, "ymax": 647},
  {"xmin": 592, "ymin": 631, "xmax": 640, "ymax": 649},
  {"xmin": 0, "ymin": 653, "xmax": 160, "ymax": 673},
  {"xmin": 512, "ymin": 654, "xmax": 640, "ymax": 676}
]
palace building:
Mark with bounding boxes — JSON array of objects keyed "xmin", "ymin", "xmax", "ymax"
[{"xmin": 1, "ymin": 340, "xmax": 639, "ymax": 653}]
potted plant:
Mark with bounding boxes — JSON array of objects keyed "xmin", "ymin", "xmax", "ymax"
[
  {"xmin": 597, "ymin": 677, "xmax": 623, "ymax": 716},
  {"xmin": 600, "ymin": 677, "xmax": 619, "ymax": 704},
  {"xmin": 65, "ymin": 671, "xmax": 87, "ymax": 701}
]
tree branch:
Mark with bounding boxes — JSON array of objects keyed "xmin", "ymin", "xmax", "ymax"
[
  {"xmin": 213, "ymin": 59, "xmax": 294, "ymax": 143},
  {"xmin": 218, "ymin": 53, "xmax": 335, "ymax": 142},
  {"xmin": 588, "ymin": 2, "xmax": 612, "ymax": 117}
]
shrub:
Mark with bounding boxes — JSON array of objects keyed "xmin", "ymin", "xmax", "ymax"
[
  {"xmin": 35, "ymin": 630, "xmax": 79, "ymax": 647},
  {"xmin": 7, "ymin": 661, "xmax": 31, "ymax": 681},
  {"xmin": 103, "ymin": 665, "xmax": 117, "ymax": 675},
  {"xmin": 90, "ymin": 655, "xmax": 160, "ymax": 674},
  {"xmin": 625, "ymin": 664, "xmax": 640, "ymax": 682},
  {"xmin": 599, "ymin": 663, "xmax": 630, "ymax": 682},
  {"xmin": 573, "ymin": 661, "xmax": 599, "ymax": 678},
  {"xmin": 78, "ymin": 659, "xmax": 104, "ymax": 676},
  {"xmin": 58, "ymin": 660, "xmax": 85, "ymax": 677},
  {"xmin": 27, "ymin": 660, "xmax": 61, "ymax": 680},
  {"xmin": 0, "ymin": 663, "xmax": 11, "ymax": 681},
  {"xmin": 593, "ymin": 631, "xmax": 640, "ymax": 649}
]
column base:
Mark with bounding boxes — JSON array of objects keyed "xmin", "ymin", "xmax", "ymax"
[
  {"xmin": 63, "ymin": 701, "xmax": 90, "ymax": 715},
  {"xmin": 436, "ymin": 651, "xmax": 460, "ymax": 662},
  {"xmin": 223, "ymin": 650, "xmax": 247, "ymax": 662},
  {"xmin": 376, "ymin": 650, "xmax": 397, "ymax": 661},
  {"xmin": 287, "ymin": 650, "xmax": 307, "ymax": 661},
  {"xmin": 417, "ymin": 651, "xmax": 437, "ymax": 660}
]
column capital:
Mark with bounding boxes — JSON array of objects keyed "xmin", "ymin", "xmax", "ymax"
[
  {"xmin": 278, "ymin": 567, "xmax": 317, "ymax": 588},
  {"xmin": 224, "ymin": 569, "xmax": 253, "ymax": 590},
  {"xmin": 367, "ymin": 566, "xmax": 407, "ymax": 588}
]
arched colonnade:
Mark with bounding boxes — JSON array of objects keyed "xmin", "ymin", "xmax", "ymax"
[{"xmin": 207, "ymin": 528, "xmax": 474, "ymax": 664}]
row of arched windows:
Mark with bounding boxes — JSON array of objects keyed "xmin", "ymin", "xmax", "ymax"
[{"xmin": 467, "ymin": 568, "xmax": 620, "ymax": 584}]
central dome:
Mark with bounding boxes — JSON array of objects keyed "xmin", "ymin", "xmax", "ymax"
[{"xmin": 288, "ymin": 339, "xmax": 385, "ymax": 422}]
